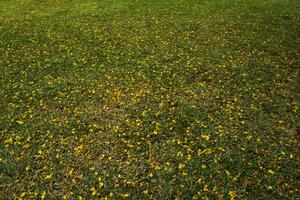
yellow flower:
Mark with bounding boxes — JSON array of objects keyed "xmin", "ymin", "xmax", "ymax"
[
  {"xmin": 268, "ymin": 169, "xmax": 275, "ymax": 175},
  {"xmin": 45, "ymin": 174, "xmax": 52, "ymax": 180},
  {"xmin": 74, "ymin": 144, "xmax": 83, "ymax": 154},
  {"xmin": 267, "ymin": 185, "xmax": 273, "ymax": 190},
  {"xmin": 178, "ymin": 163, "xmax": 185, "ymax": 169},
  {"xmin": 143, "ymin": 190, "xmax": 148, "ymax": 195},
  {"xmin": 120, "ymin": 193, "xmax": 129, "ymax": 198},
  {"xmin": 229, "ymin": 191, "xmax": 236, "ymax": 200},
  {"xmin": 201, "ymin": 134, "xmax": 210, "ymax": 141},
  {"xmin": 197, "ymin": 177, "xmax": 202, "ymax": 184},
  {"xmin": 41, "ymin": 191, "xmax": 46, "ymax": 200},
  {"xmin": 91, "ymin": 187, "xmax": 97, "ymax": 196},
  {"xmin": 17, "ymin": 120, "xmax": 24, "ymax": 125},
  {"xmin": 20, "ymin": 192, "xmax": 26, "ymax": 198}
]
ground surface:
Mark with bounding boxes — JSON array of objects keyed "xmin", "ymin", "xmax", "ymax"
[{"xmin": 0, "ymin": 0, "xmax": 299, "ymax": 199}]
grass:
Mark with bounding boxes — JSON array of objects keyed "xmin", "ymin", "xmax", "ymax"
[{"xmin": 0, "ymin": 0, "xmax": 299, "ymax": 199}]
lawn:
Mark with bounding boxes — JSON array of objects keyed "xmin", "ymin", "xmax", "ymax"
[{"xmin": 0, "ymin": 0, "xmax": 299, "ymax": 199}]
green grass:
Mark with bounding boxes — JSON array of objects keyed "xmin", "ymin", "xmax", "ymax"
[{"xmin": 0, "ymin": 0, "xmax": 299, "ymax": 199}]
